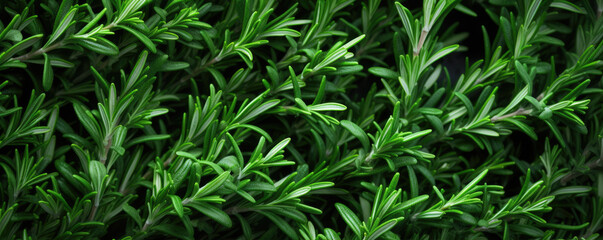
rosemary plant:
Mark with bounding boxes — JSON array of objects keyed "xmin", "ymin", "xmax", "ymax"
[{"xmin": 0, "ymin": 0, "xmax": 602, "ymax": 239}]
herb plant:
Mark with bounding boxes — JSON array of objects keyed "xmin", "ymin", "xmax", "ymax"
[{"xmin": 0, "ymin": 0, "xmax": 602, "ymax": 239}]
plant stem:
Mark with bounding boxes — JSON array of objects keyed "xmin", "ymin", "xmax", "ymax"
[
  {"xmin": 414, "ymin": 29, "xmax": 429, "ymax": 56},
  {"xmin": 178, "ymin": 57, "xmax": 219, "ymax": 84},
  {"xmin": 100, "ymin": 136, "xmax": 112, "ymax": 165},
  {"xmin": 12, "ymin": 23, "xmax": 117, "ymax": 62},
  {"xmin": 142, "ymin": 220, "xmax": 152, "ymax": 231},
  {"xmin": 560, "ymin": 158, "xmax": 602, "ymax": 185},
  {"xmin": 89, "ymin": 202, "xmax": 99, "ymax": 221},
  {"xmin": 490, "ymin": 108, "xmax": 532, "ymax": 122},
  {"xmin": 224, "ymin": 206, "xmax": 252, "ymax": 215},
  {"xmin": 12, "ymin": 42, "xmax": 63, "ymax": 61}
]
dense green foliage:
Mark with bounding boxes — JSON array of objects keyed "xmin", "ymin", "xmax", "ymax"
[{"xmin": 0, "ymin": 0, "xmax": 602, "ymax": 239}]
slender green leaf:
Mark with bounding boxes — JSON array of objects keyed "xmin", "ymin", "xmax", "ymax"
[
  {"xmin": 42, "ymin": 53, "xmax": 53, "ymax": 91},
  {"xmin": 335, "ymin": 203, "xmax": 362, "ymax": 238}
]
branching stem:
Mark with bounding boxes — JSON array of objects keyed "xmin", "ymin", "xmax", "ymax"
[
  {"xmin": 11, "ymin": 23, "xmax": 117, "ymax": 62},
  {"xmin": 13, "ymin": 42, "xmax": 63, "ymax": 61},
  {"xmin": 560, "ymin": 158, "xmax": 602, "ymax": 185},
  {"xmin": 178, "ymin": 57, "xmax": 219, "ymax": 84},
  {"xmin": 490, "ymin": 108, "xmax": 532, "ymax": 122}
]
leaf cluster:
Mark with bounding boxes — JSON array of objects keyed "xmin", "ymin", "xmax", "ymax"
[{"xmin": 0, "ymin": 0, "xmax": 602, "ymax": 239}]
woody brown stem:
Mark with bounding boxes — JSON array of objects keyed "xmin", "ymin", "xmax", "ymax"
[
  {"xmin": 13, "ymin": 42, "xmax": 63, "ymax": 61},
  {"xmin": 491, "ymin": 108, "xmax": 532, "ymax": 122},
  {"xmin": 414, "ymin": 29, "xmax": 429, "ymax": 57}
]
